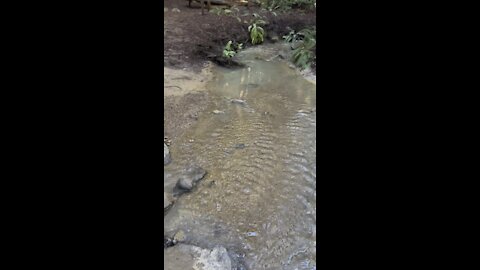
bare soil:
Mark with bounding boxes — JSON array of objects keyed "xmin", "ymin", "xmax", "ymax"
[
  {"xmin": 164, "ymin": 0, "xmax": 316, "ymax": 71},
  {"xmin": 163, "ymin": 65, "xmax": 213, "ymax": 142}
]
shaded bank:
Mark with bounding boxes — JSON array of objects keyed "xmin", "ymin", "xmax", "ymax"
[{"xmin": 164, "ymin": 0, "xmax": 316, "ymax": 73}]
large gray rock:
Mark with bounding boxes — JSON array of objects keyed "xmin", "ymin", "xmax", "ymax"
[
  {"xmin": 175, "ymin": 166, "xmax": 206, "ymax": 191},
  {"xmin": 164, "ymin": 244, "xmax": 231, "ymax": 270},
  {"xmin": 164, "ymin": 143, "xmax": 171, "ymax": 165}
]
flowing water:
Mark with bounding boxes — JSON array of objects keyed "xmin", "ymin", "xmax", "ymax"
[{"xmin": 164, "ymin": 46, "xmax": 316, "ymax": 270}]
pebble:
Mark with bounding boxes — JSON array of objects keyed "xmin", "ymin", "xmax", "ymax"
[
  {"xmin": 164, "ymin": 143, "xmax": 171, "ymax": 165},
  {"xmin": 173, "ymin": 230, "xmax": 186, "ymax": 242},
  {"xmin": 234, "ymin": 143, "xmax": 246, "ymax": 149}
]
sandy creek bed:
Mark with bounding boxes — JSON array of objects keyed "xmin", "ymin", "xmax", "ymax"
[{"xmin": 164, "ymin": 44, "xmax": 316, "ymax": 270}]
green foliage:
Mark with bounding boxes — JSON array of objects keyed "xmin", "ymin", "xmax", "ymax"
[
  {"xmin": 210, "ymin": 7, "xmax": 224, "ymax": 15},
  {"xmin": 283, "ymin": 30, "xmax": 298, "ymax": 43},
  {"xmin": 285, "ymin": 28, "xmax": 316, "ymax": 69},
  {"xmin": 223, "ymin": 41, "xmax": 244, "ymax": 58},
  {"xmin": 248, "ymin": 23, "xmax": 265, "ymax": 45},
  {"xmin": 248, "ymin": 15, "xmax": 267, "ymax": 45},
  {"xmin": 292, "ymin": 47, "xmax": 315, "ymax": 69},
  {"xmin": 259, "ymin": 0, "xmax": 316, "ymax": 11},
  {"xmin": 223, "ymin": 41, "xmax": 236, "ymax": 58}
]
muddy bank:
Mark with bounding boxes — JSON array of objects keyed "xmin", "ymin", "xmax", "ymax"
[{"xmin": 164, "ymin": 64, "xmax": 213, "ymax": 143}]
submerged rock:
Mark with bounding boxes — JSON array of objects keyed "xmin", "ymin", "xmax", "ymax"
[
  {"xmin": 234, "ymin": 143, "xmax": 246, "ymax": 149},
  {"xmin": 164, "ymin": 244, "xmax": 232, "ymax": 270},
  {"xmin": 175, "ymin": 166, "xmax": 207, "ymax": 191},
  {"xmin": 164, "ymin": 143, "xmax": 171, "ymax": 165}
]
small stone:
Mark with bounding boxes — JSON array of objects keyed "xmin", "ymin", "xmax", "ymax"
[
  {"xmin": 234, "ymin": 143, "xmax": 246, "ymax": 149},
  {"xmin": 172, "ymin": 8, "xmax": 180, "ymax": 13},
  {"xmin": 164, "ymin": 244, "xmax": 232, "ymax": 270},
  {"xmin": 213, "ymin": 110, "xmax": 224, "ymax": 114},
  {"xmin": 174, "ymin": 230, "xmax": 186, "ymax": 242},
  {"xmin": 164, "ymin": 143, "xmax": 171, "ymax": 165},
  {"xmin": 177, "ymin": 177, "xmax": 193, "ymax": 190}
]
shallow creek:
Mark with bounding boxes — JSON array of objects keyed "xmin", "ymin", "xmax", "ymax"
[{"xmin": 164, "ymin": 46, "xmax": 316, "ymax": 270}]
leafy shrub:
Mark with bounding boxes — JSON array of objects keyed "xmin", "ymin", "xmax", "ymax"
[
  {"xmin": 223, "ymin": 41, "xmax": 244, "ymax": 58},
  {"xmin": 248, "ymin": 14, "xmax": 267, "ymax": 45},
  {"xmin": 285, "ymin": 28, "xmax": 316, "ymax": 69},
  {"xmin": 223, "ymin": 41, "xmax": 236, "ymax": 58},
  {"xmin": 248, "ymin": 23, "xmax": 265, "ymax": 45}
]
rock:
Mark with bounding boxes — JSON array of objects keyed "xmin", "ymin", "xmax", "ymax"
[
  {"xmin": 177, "ymin": 177, "xmax": 193, "ymax": 190},
  {"xmin": 212, "ymin": 110, "xmax": 224, "ymax": 114},
  {"xmin": 164, "ymin": 237, "xmax": 175, "ymax": 248},
  {"xmin": 164, "ymin": 136, "xmax": 172, "ymax": 146},
  {"xmin": 234, "ymin": 143, "xmax": 246, "ymax": 149},
  {"xmin": 164, "ymin": 192, "xmax": 174, "ymax": 210},
  {"xmin": 175, "ymin": 166, "xmax": 207, "ymax": 191},
  {"xmin": 173, "ymin": 230, "xmax": 186, "ymax": 242},
  {"xmin": 172, "ymin": 8, "xmax": 181, "ymax": 13},
  {"xmin": 164, "ymin": 244, "xmax": 232, "ymax": 270},
  {"xmin": 164, "ymin": 143, "xmax": 171, "ymax": 165},
  {"xmin": 186, "ymin": 166, "xmax": 207, "ymax": 181},
  {"xmin": 231, "ymin": 99, "xmax": 246, "ymax": 105}
]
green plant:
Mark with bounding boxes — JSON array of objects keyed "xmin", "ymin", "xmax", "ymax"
[
  {"xmin": 292, "ymin": 47, "xmax": 315, "ymax": 69},
  {"xmin": 290, "ymin": 28, "xmax": 316, "ymax": 69},
  {"xmin": 283, "ymin": 30, "xmax": 298, "ymax": 43},
  {"xmin": 248, "ymin": 15, "xmax": 267, "ymax": 45},
  {"xmin": 210, "ymin": 7, "xmax": 224, "ymax": 15},
  {"xmin": 248, "ymin": 23, "xmax": 265, "ymax": 45},
  {"xmin": 223, "ymin": 41, "xmax": 244, "ymax": 58},
  {"xmin": 223, "ymin": 41, "xmax": 236, "ymax": 58}
]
